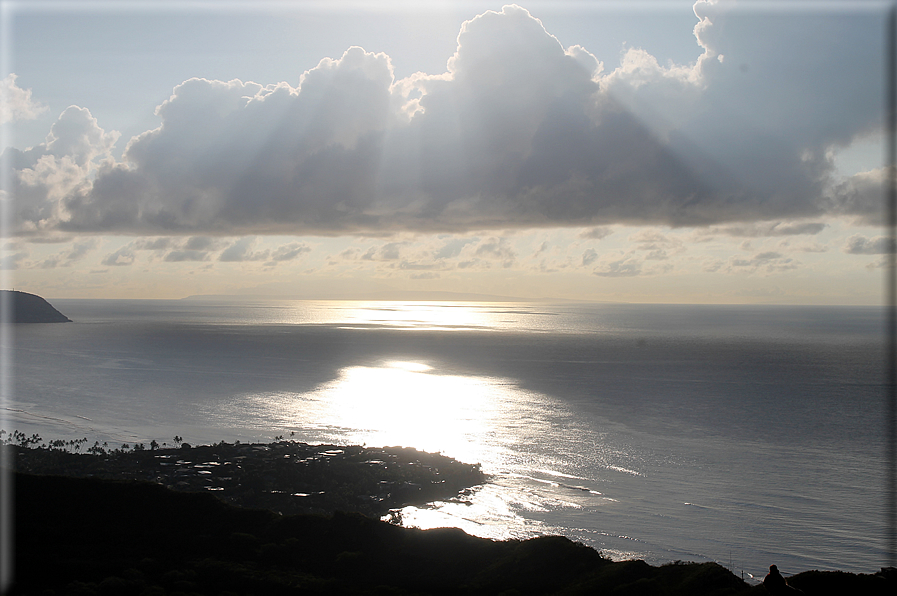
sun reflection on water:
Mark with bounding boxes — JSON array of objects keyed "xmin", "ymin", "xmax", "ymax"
[
  {"xmin": 334, "ymin": 302, "xmax": 503, "ymax": 331},
  {"xmin": 241, "ymin": 357, "xmax": 628, "ymax": 546},
  {"xmin": 301, "ymin": 360, "xmax": 509, "ymax": 466}
]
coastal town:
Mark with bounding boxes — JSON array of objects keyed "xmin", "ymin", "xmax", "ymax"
[{"xmin": 3, "ymin": 431, "xmax": 486, "ymax": 518}]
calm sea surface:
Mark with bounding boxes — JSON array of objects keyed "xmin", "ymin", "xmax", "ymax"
[{"xmin": 5, "ymin": 299, "xmax": 888, "ymax": 579}]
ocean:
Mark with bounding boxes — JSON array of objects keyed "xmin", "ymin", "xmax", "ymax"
[{"xmin": 5, "ymin": 299, "xmax": 888, "ymax": 580}]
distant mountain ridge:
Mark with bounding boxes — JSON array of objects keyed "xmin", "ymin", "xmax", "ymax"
[{"xmin": 3, "ymin": 290, "xmax": 71, "ymax": 323}]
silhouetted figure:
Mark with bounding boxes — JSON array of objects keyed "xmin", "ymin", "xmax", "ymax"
[{"xmin": 763, "ymin": 565, "xmax": 804, "ymax": 594}]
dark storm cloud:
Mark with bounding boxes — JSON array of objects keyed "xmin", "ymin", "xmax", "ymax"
[{"xmin": 6, "ymin": 3, "xmax": 884, "ymax": 237}]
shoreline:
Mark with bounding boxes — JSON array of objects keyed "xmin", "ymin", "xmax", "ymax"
[
  {"xmin": 2, "ymin": 436, "xmax": 486, "ymax": 519},
  {"xmin": 3, "ymin": 435, "xmax": 895, "ymax": 594}
]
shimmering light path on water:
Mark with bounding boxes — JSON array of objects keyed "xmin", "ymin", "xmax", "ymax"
[{"xmin": 8, "ymin": 299, "xmax": 887, "ymax": 578}]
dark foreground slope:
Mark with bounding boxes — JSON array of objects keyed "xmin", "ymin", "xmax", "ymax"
[
  {"xmin": 10, "ymin": 474, "xmax": 896, "ymax": 596},
  {"xmin": 11, "ymin": 472, "xmax": 752, "ymax": 596},
  {"xmin": 7, "ymin": 447, "xmax": 895, "ymax": 595},
  {"xmin": 3, "ymin": 290, "xmax": 70, "ymax": 323}
]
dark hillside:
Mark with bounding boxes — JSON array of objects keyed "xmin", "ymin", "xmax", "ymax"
[
  {"xmin": 9, "ymin": 472, "xmax": 896, "ymax": 595},
  {"xmin": 3, "ymin": 290, "xmax": 71, "ymax": 323},
  {"xmin": 10, "ymin": 472, "xmax": 744, "ymax": 595}
]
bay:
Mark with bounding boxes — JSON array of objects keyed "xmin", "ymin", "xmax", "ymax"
[{"xmin": 5, "ymin": 299, "xmax": 887, "ymax": 580}]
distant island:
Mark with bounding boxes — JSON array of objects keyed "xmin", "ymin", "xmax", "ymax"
[{"xmin": 3, "ymin": 290, "xmax": 71, "ymax": 323}]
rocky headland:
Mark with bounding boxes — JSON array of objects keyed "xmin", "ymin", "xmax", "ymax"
[{"xmin": 3, "ymin": 289, "xmax": 71, "ymax": 323}]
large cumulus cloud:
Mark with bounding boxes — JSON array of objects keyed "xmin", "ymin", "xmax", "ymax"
[{"xmin": 4, "ymin": 3, "xmax": 887, "ymax": 238}]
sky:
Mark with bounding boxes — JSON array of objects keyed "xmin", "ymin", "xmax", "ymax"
[{"xmin": 0, "ymin": 0, "xmax": 892, "ymax": 303}]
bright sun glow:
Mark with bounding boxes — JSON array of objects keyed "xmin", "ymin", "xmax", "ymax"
[
  {"xmin": 335, "ymin": 302, "xmax": 500, "ymax": 330},
  {"xmin": 300, "ymin": 360, "xmax": 506, "ymax": 465}
]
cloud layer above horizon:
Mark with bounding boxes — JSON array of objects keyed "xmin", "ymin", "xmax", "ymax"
[{"xmin": 2, "ymin": 2, "xmax": 888, "ymax": 239}]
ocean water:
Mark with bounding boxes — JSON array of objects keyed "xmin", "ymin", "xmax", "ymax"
[{"xmin": 5, "ymin": 299, "xmax": 888, "ymax": 579}]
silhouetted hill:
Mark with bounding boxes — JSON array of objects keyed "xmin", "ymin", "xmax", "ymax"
[
  {"xmin": 9, "ymin": 472, "xmax": 751, "ymax": 595},
  {"xmin": 3, "ymin": 290, "xmax": 70, "ymax": 323},
  {"xmin": 8, "ymin": 472, "xmax": 895, "ymax": 594}
]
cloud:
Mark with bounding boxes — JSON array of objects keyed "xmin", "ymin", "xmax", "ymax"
[
  {"xmin": 0, "ymin": 74, "xmax": 48, "ymax": 124},
  {"xmin": 0, "ymin": 251, "xmax": 27, "ymax": 270},
  {"xmin": 363, "ymin": 242, "xmax": 405, "ymax": 261},
  {"xmin": 702, "ymin": 259, "xmax": 723, "ymax": 273},
  {"xmin": 474, "ymin": 237, "xmax": 516, "ymax": 267},
  {"xmin": 398, "ymin": 260, "xmax": 448, "ymax": 272},
  {"xmin": 4, "ymin": 4, "xmax": 886, "ymax": 237},
  {"xmin": 164, "ymin": 249, "xmax": 210, "ymax": 262},
  {"xmin": 628, "ymin": 229, "xmax": 685, "ymax": 260},
  {"xmin": 66, "ymin": 239, "xmax": 99, "ymax": 261},
  {"xmin": 184, "ymin": 236, "xmax": 217, "ymax": 250},
  {"xmin": 6, "ymin": 106, "xmax": 120, "ymax": 235},
  {"xmin": 434, "ymin": 237, "xmax": 478, "ymax": 259},
  {"xmin": 726, "ymin": 250, "xmax": 800, "ymax": 273},
  {"xmin": 101, "ymin": 246, "xmax": 136, "ymax": 266},
  {"xmin": 842, "ymin": 234, "xmax": 895, "ymax": 255},
  {"xmin": 271, "ymin": 242, "xmax": 311, "ymax": 261},
  {"xmin": 592, "ymin": 255, "xmax": 641, "ymax": 277},
  {"xmin": 579, "ymin": 227, "xmax": 613, "ymax": 240},
  {"xmin": 99, "ymin": 236, "xmax": 215, "ymax": 266},
  {"xmin": 35, "ymin": 238, "xmax": 100, "ymax": 268},
  {"xmin": 582, "ymin": 248, "xmax": 598, "ymax": 266},
  {"xmin": 133, "ymin": 237, "xmax": 174, "ymax": 251},
  {"xmin": 698, "ymin": 221, "xmax": 828, "ymax": 238},
  {"xmin": 777, "ymin": 239, "xmax": 828, "ymax": 253},
  {"xmin": 829, "ymin": 167, "xmax": 887, "ymax": 225},
  {"xmin": 219, "ymin": 237, "xmax": 269, "ymax": 262},
  {"xmin": 865, "ymin": 256, "xmax": 889, "ymax": 270}
]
